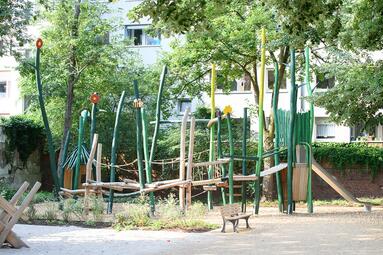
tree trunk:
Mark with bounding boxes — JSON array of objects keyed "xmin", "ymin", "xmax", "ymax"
[
  {"xmin": 261, "ymin": 46, "xmax": 289, "ymax": 200},
  {"xmin": 57, "ymin": 1, "xmax": 81, "ymax": 184}
]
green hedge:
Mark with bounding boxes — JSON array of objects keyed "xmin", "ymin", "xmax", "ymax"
[{"xmin": 313, "ymin": 142, "xmax": 383, "ymax": 178}]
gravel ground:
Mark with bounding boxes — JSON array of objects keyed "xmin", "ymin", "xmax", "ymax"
[{"xmin": 2, "ymin": 206, "xmax": 383, "ymax": 255}]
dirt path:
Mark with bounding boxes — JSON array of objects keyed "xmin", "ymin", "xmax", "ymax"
[{"xmin": 2, "ymin": 206, "xmax": 383, "ymax": 255}]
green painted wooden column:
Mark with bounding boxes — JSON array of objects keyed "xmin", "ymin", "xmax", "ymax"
[
  {"xmin": 90, "ymin": 102, "xmax": 97, "ymax": 146},
  {"xmin": 73, "ymin": 110, "xmax": 89, "ymax": 190},
  {"xmin": 107, "ymin": 91, "xmax": 126, "ymax": 214},
  {"xmin": 59, "ymin": 131, "xmax": 71, "ymax": 188},
  {"xmin": 226, "ymin": 113, "xmax": 234, "ymax": 204},
  {"xmin": 208, "ymin": 64, "xmax": 216, "ymax": 210},
  {"xmin": 133, "ymin": 80, "xmax": 145, "ymax": 190},
  {"xmin": 254, "ymin": 28, "xmax": 266, "ymax": 214},
  {"xmin": 216, "ymin": 111, "xmax": 227, "ymax": 205},
  {"xmin": 35, "ymin": 39, "xmax": 60, "ymax": 194},
  {"xmin": 287, "ymin": 49, "xmax": 297, "ymax": 214},
  {"xmin": 305, "ymin": 47, "xmax": 314, "ymax": 213},
  {"xmin": 141, "ymin": 107, "xmax": 155, "ymax": 214},
  {"xmin": 241, "ymin": 107, "xmax": 248, "ymax": 212},
  {"xmin": 149, "ymin": 65, "xmax": 167, "ymax": 164},
  {"xmin": 272, "ymin": 62, "xmax": 284, "ymax": 212}
]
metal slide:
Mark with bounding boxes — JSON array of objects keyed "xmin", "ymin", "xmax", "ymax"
[{"xmin": 312, "ymin": 158, "xmax": 371, "ymax": 211}]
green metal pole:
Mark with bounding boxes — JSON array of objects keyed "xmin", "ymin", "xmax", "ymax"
[
  {"xmin": 208, "ymin": 64, "xmax": 216, "ymax": 210},
  {"xmin": 241, "ymin": 107, "xmax": 248, "ymax": 212},
  {"xmin": 149, "ymin": 65, "xmax": 167, "ymax": 164},
  {"xmin": 73, "ymin": 110, "xmax": 89, "ymax": 190},
  {"xmin": 35, "ymin": 40, "xmax": 60, "ymax": 194},
  {"xmin": 227, "ymin": 113, "xmax": 234, "ymax": 204},
  {"xmin": 216, "ymin": 110, "xmax": 226, "ymax": 205},
  {"xmin": 254, "ymin": 28, "xmax": 266, "ymax": 214},
  {"xmin": 133, "ymin": 80, "xmax": 145, "ymax": 190},
  {"xmin": 272, "ymin": 62, "xmax": 284, "ymax": 212},
  {"xmin": 59, "ymin": 131, "xmax": 71, "ymax": 188},
  {"xmin": 287, "ymin": 48, "xmax": 297, "ymax": 214},
  {"xmin": 141, "ymin": 107, "xmax": 155, "ymax": 214},
  {"xmin": 107, "ymin": 91, "xmax": 126, "ymax": 214},
  {"xmin": 305, "ymin": 46, "xmax": 314, "ymax": 213}
]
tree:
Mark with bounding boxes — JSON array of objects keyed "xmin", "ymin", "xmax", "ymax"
[
  {"xmin": 130, "ymin": 0, "xmax": 343, "ymax": 198},
  {"xmin": 315, "ymin": 0, "xmax": 383, "ymax": 135},
  {"xmin": 19, "ymin": 0, "xmax": 158, "ymax": 186},
  {"xmin": 0, "ymin": 0, "xmax": 33, "ymax": 57}
]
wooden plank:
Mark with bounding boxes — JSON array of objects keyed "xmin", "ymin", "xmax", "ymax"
[
  {"xmin": 96, "ymin": 143, "xmax": 102, "ymax": 182},
  {"xmin": 292, "ymin": 163, "xmax": 308, "ymax": 201},
  {"xmin": 260, "ymin": 163, "xmax": 288, "ymax": 177},
  {"xmin": 179, "ymin": 108, "xmax": 190, "ymax": 210},
  {"xmin": 189, "ymin": 158, "xmax": 230, "ymax": 168},
  {"xmin": 203, "ymin": 186, "xmax": 217, "ymax": 191},
  {"xmin": 0, "ymin": 182, "xmax": 41, "ymax": 245},
  {"xmin": 192, "ymin": 178, "xmax": 222, "ymax": 186},
  {"xmin": 86, "ymin": 134, "xmax": 98, "ymax": 182},
  {"xmin": 233, "ymin": 175, "xmax": 258, "ymax": 181}
]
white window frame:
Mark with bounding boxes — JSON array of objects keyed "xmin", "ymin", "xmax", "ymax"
[{"xmin": 125, "ymin": 24, "xmax": 161, "ymax": 47}]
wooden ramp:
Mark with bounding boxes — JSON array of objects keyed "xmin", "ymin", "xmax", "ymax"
[
  {"xmin": 312, "ymin": 158, "xmax": 371, "ymax": 211},
  {"xmin": 260, "ymin": 163, "xmax": 288, "ymax": 177}
]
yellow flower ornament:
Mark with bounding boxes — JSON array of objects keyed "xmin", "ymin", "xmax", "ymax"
[{"xmin": 223, "ymin": 105, "xmax": 233, "ymax": 115}]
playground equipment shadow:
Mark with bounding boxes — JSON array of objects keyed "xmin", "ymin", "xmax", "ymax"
[{"xmin": 2, "ymin": 206, "xmax": 383, "ymax": 255}]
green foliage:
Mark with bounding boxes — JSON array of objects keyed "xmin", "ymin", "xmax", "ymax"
[
  {"xmin": 313, "ymin": 142, "xmax": 383, "ymax": 178},
  {"xmin": 0, "ymin": 180, "xmax": 16, "ymax": 201},
  {"xmin": 1, "ymin": 115, "xmax": 44, "ymax": 163},
  {"xmin": 32, "ymin": 191, "xmax": 55, "ymax": 203},
  {"xmin": 0, "ymin": 0, "xmax": 33, "ymax": 57},
  {"xmin": 113, "ymin": 194, "xmax": 217, "ymax": 231}
]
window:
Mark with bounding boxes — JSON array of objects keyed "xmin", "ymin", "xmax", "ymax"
[
  {"xmin": 239, "ymin": 73, "xmax": 251, "ymax": 91},
  {"xmin": 267, "ymin": 69, "xmax": 286, "ymax": 90},
  {"xmin": 0, "ymin": 81, "xmax": 7, "ymax": 97},
  {"xmin": 125, "ymin": 25, "xmax": 161, "ymax": 46},
  {"xmin": 316, "ymin": 72, "xmax": 335, "ymax": 89},
  {"xmin": 316, "ymin": 123, "xmax": 336, "ymax": 139},
  {"xmin": 178, "ymin": 99, "xmax": 191, "ymax": 114}
]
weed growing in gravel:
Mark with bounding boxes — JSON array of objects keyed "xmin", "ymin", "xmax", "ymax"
[{"xmin": 43, "ymin": 202, "xmax": 59, "ymax": 221}]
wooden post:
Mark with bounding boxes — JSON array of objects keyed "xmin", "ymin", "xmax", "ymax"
[
  {"xmin": 216, "ymin": 111, "xmax": 227, "ymax": 205},
  {"xmin": 186, "ymin": 116, "xmax": 196, "ymax": 209},
  {"xmin": 179, "ymin": 108, "xmax": 190, "ymax": 210},
  {"xmin": 84, "ymin": 134, "xmax": 98, "ymax": 213}
]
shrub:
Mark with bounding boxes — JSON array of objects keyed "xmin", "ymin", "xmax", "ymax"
[
  {"xmin": 0, "ymin": 180, "xmax": 16, "ymax": 201},
  {"xmin": 1, "ymin": 115, "xmax": 44, "ymax": 163},
  {"xmin": 43, "ymin": 202, "xmax": 59, "ymax": 221}
]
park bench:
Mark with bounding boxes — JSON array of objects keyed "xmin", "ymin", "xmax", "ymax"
[
  {"xmin": 219, "ymin": 203, "xmax": 252, "ymax": 233},
  {"xmin": 0, "ymin": 181, "xmax": 41, "ymax": 248}
]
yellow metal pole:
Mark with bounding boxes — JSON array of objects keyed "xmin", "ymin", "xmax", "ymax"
[
  {"xmin": 208, "ymin": 63, "xmax": 216, "ymax": 209},
  {"xmin": 254, "ymin": 28, "xmax": 266, "ymax": 214}
]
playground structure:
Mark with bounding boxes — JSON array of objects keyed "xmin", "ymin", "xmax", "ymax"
[{"xmin": 34, "ymin": 27, "xmax": 372, "ymax": 215}]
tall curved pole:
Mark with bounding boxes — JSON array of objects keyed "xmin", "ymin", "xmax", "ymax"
[
  {"xmin": 35, "ymin": 38, "xmax": 60, "ymax": 194},
  {"xmin": 149, "ymin": 65, "xmax": 167, "ymax": 163},
  {"xmin": 133, "ymin": 80, "xmax": 145, "ymax": 190},
  {"xmin": 305, "ymin": 46, "xmax": 314, "ymax": 213},
  {"xmin": 272, "ymin": 61, "xmax": 284, "ymax": 212},
  {"xmin": 241, "ymin": 107, "xmax": 248, "ymax": 212},
  {"xmin": 107, "ymin": 91, "xmax": 126, "ymax": 213},
  {"xmin": 287, "ymin": 49, "xmax": 297, "ymax": 214},
  {"xmin": 254, "ymin": 28, "xmax": 266, "ymax": 214},
  {"xmin": 208, "ymin": 63, "xmax": 216, "ymax": 210}
]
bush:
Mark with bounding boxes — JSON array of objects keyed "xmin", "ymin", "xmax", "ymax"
[
  {"xmin": 1, "ymin": 115, "xmax": 44, "ymax": 163},
  {"xmin": 313, "ymin": 142, "xmax": 383, "ymax": 177},
  {"xmin": 0, "ymin": 180, "xmax": 16, "ymax": 201}
]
